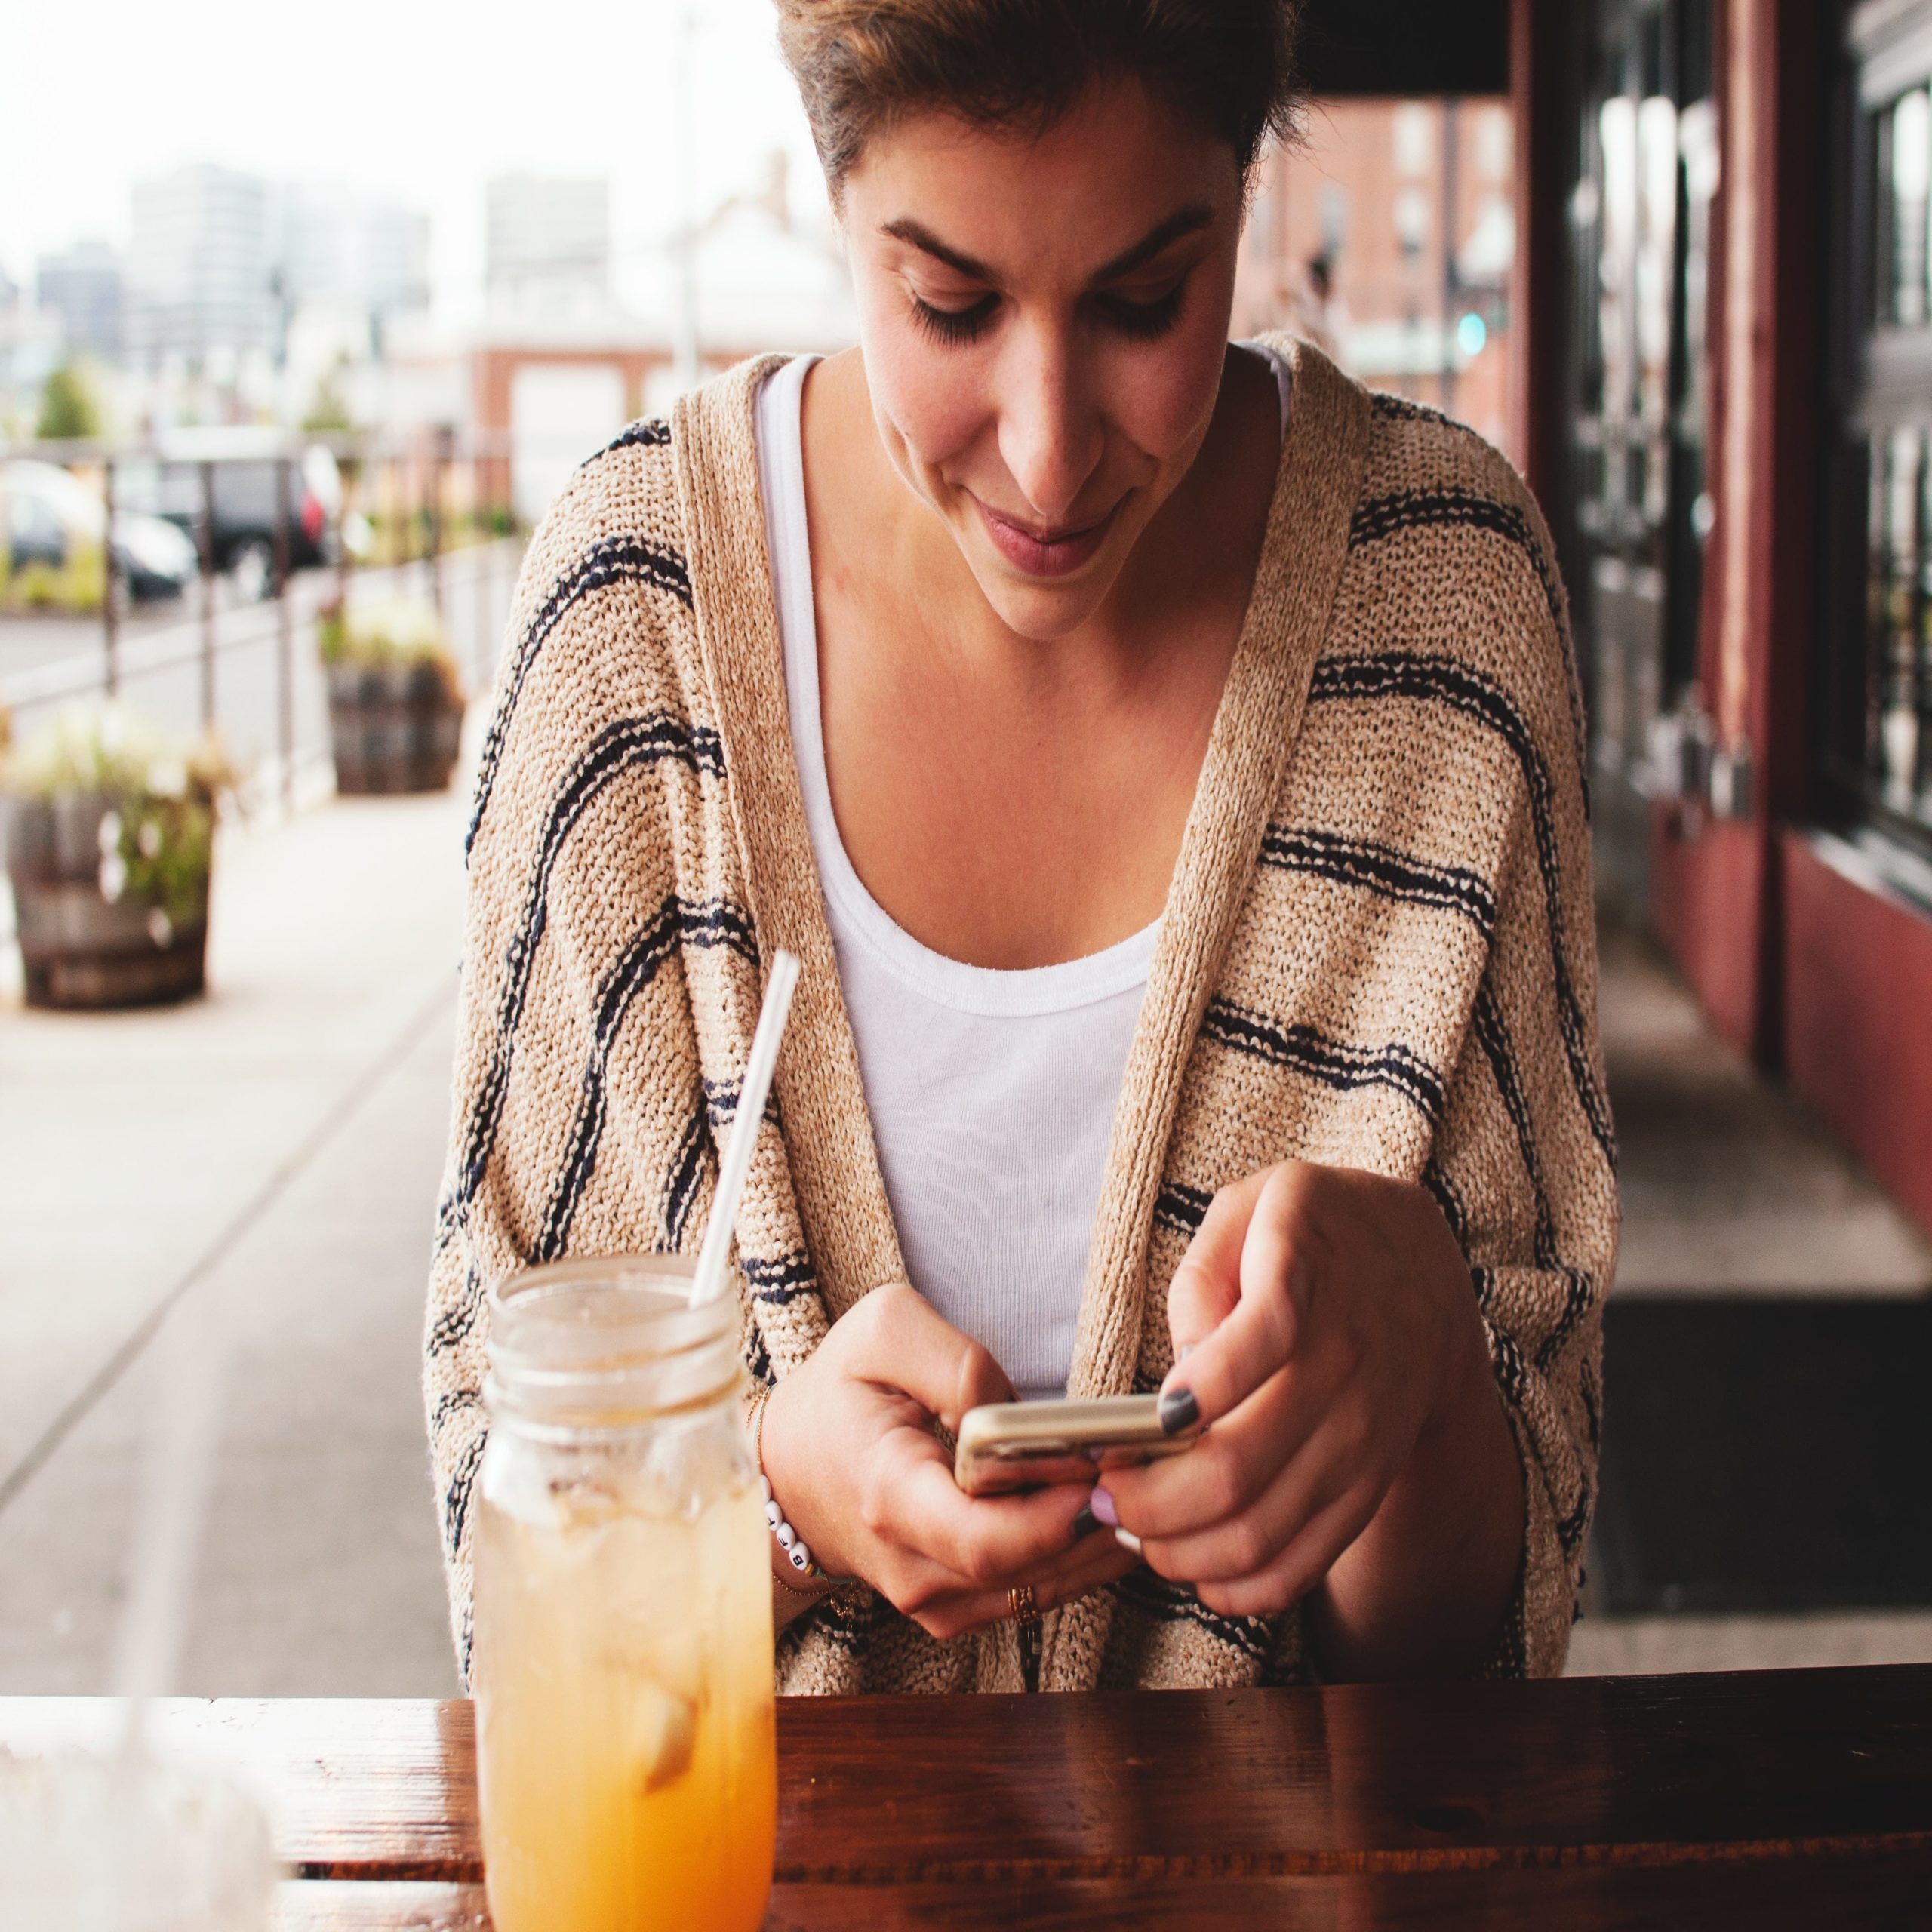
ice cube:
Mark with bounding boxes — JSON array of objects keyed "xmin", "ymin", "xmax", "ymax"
[{"xmin": 623, "ymin": 1679, "xmax": 697, "ymax": 1795}]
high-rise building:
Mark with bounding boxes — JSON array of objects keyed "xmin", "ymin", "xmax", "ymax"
[
  {"xmin": 125, "ymin": 163, "xmax": 274, "ymax": 371},
  {"xmin": 278, "ymin": 185, "xmax": 431, "ymax": 333},
  {"xmin": 36, "ymin": 241, "xmax": 125, "ymax": 362},
  {"xmin": 485, "ymin": 174, "xmax": 611, "ymax": 310}
]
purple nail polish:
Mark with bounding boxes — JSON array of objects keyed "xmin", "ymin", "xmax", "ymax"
[{"xmin": 1090, "ymin": 1485, "xmax": 1119, "ymax": 1528}]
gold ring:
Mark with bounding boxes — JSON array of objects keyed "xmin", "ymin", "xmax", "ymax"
[{"xmin": 1008, "ymin": 1583, "xmax": 1039, "ymax": 1629}]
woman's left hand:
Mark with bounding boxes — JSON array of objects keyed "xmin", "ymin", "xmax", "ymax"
[{"xmin": 1097, "ymin": 1159, "xmax": 1500, "ymax": 1623}]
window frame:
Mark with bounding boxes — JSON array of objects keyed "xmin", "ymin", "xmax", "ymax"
[{"xmin": 1819, "ymin": 1, "xmax": 1932, "ymax": 857}]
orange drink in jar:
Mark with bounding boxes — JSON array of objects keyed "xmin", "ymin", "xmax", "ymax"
[{"xmin": 472, "ymin": 1257, "xmax": 776, "ymax": 1932}]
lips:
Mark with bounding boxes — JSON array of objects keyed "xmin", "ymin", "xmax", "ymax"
[{"xmin": 973, "ymin": 495, "xmax": 1121, "ymax": 580}]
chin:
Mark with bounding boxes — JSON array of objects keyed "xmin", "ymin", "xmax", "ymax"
[
  {"xmin": 968, "ymin": 555, "xmax": 1121, "ymax": 641},
  {"xmin": 953, "ymin": 509, "xmax": 1146, "ymax": 641}
]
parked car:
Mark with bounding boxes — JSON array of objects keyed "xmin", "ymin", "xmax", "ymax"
[
  {"xmin": 118, "ymin": 428, "xmax": 343, "ymax": 601},
  {"xmin": 2, "ymin": 460, "xmax": 200, "ymax": 601}
]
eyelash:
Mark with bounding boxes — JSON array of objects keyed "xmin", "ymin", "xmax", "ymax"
[
  {"xmin": 909, "ymin": 292, "xmax": 999, "ymax": 344},
  {"xmin": 1100, "ymin": 284, "xmax": 1186, "ymax": 339},
  {"xmin": 907, "ymin": 281, "xmax": 1187, "ymax": 346}
]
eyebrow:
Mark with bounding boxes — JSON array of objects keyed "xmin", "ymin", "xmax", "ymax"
[{"xmin": 880, "ymin": 204, "xmax": 1216, "ymax": 288}]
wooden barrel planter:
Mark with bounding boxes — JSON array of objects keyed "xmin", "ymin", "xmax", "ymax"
[
  {"xmin": 5, "ymin": 794, "xmax": 208, "ymax": 1009},
  {"xmin": 326, "ymin": 663, "xmax": 463, "ymax": 795}
]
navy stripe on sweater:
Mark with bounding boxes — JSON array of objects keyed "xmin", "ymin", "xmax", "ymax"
[
  {"xmin": 1421, "ymin": 1156, "xmax": 1471, "ymax": 1258},
  {"xmin": 1345, "ymin": 486, "xmax": 1590, "ymax": 819},
  {"xmin": 1260, "ymin": 823, "xmax": 1497, "ymax": 940},
  {"xmin": 1154, "ymin": 1179, "xmax": 1214, "ymax": 1238},
  {"xmin": 1117, "ymin": 1570, "xmax": 1273, "ymax": 1664},
  {"xmin": 1202, "ymin": 996, "xmax": 1446, "ymax": 1127},
  {"xmin": 533, "ymin": 896, "xmax": 758, "ymax": 1263},
  {"xmin": 741, "ymin": 1251, "xmax": 819, "ymax": 1306},
  {"xmin": 452, "ymin": 715, "xmax": 733, "ymax": 1217},
  {"xmin": 441, "ymin": 1426, "xmax": 486, "ymax": 1563},
  {"xmin": 704, "ymin": 1075, "xmax": 781, "ymax": 1132},
  {"xmin": 429, "ymin": 1264, "xmax": 485, "ymax": 1355},
  {"xmin": 466, "ymin": 542, "xmax": 703, "ymax": 859},
  {"xmin": 1470, "ymin": 979, "xmax": 1560, "ymax": 1273},
  {"xmin": 663, "ymin": 1107, "xmax": 712, "ymax": 1252},
  {"xmin": 1308, "ymin": 651, "xmax": 1614, "ymax": 1169},
  {"xmin": 583, "ymin": 417, "xmax": 669, "ymax": 464}
]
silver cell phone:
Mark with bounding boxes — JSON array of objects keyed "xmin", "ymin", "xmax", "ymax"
[{"xmin": 953, "ymin": 1395, "xmax": 1203, "ymax": 1497}]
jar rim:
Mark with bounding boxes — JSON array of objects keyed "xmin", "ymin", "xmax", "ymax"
[{"xmin": 484, "ymin": 1254, "xmax": 742, "ymax": 1435}]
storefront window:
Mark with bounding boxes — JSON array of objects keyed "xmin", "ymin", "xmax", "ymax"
[
  {"xmin": 1565, "ymin": 0, "xmax": 1715, "ymax": 904},
  {"xmin": 1825, "ymin": 9, "xmax": 1932, "ymax": 848}
]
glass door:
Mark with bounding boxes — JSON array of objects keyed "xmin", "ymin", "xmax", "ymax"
[{"xmin": 1567, "ymin": 0, "xmax": 1717, "ymax": 906}]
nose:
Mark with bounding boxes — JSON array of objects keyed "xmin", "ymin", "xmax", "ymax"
[{"xmin": 994, "ymin": 318, "xmax": 1104, "ymax": 528}]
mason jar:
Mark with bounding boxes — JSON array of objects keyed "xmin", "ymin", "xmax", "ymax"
[{"xmin": 472, "ymin": 1255, "xmax": 776, "ymax": 1932}]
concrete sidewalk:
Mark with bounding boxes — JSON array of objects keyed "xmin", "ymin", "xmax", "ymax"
[{"xmin": 0, "ymin": 768, "xmax": 469, "ymax": 1694}]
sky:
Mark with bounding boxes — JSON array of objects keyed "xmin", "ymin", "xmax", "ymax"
[{"xmin": 0, "ymin": 0, "xmax": 831, "ymax": 321}]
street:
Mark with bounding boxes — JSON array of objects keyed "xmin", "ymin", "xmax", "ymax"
[{"xmin": 0, "ymin": 543, "xmax": 522, "ymax": 796}]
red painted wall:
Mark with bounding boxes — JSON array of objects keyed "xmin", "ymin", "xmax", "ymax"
[
  {"xmin": 1781, "ymin": 832, "xmax": 1932, "ymax": 1238},
  {"xmin": 1651, "ymin": 814, "xmax": 1769, "ymax": 1057}
]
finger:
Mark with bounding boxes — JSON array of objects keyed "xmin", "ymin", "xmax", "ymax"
[
  {"xmin": 1136, "ymin": 1407, "xmax": 1356, "ymax": 1583},
  {"xmin": 847, "ymin": 1284, "xmax": 1017, "ymax": 1429},
  {"xmin": 1166, "ymin": 1172, "xmax": 1266, "ymax": 1359},
  {"xmin": 1195, "ymin": 1481, "xmax": 1382, "ymax": 1621},
  {"xmin": 884, "ymin": 1459, "xmax": 1096, "ymax": 1585},
  {"xmin": 1102, "ymin": 1367, "xmax": 1321, "ymax": 1538},
  {"xmin": 1157, "ymin": 1164, "xmax": 1312, "ymax": 1432},
  {"xmin": 927, "ymin": 1543, "xmax": 1143, "ymax": 1641}
]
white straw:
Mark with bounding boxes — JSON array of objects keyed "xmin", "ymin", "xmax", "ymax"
[{"xmin": 691, "ymin": 949, "xmax": 800, "ymax": 1306}]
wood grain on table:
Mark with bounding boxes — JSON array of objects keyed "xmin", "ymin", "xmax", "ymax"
[{"xmin": 9, "ymin": 1665, "xmax": 1931, "ymax": 1929}]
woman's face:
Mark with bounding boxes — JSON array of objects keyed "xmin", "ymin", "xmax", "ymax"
[{"xmin": 838, "ymin": 77, "xmax": 1247, "ymax": 641}]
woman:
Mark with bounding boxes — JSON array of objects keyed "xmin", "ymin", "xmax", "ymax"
[{"xmin": 426, "ymin": 0, "xmax": 1616, "ymax": 1697}]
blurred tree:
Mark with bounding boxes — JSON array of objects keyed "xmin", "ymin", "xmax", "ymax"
[
  {"xmin": 301, "ymin": 359, "xmax": 355, "ymax": 435},
  {"xmin": 37, "ymin": 363, "xmax": 101, "ymax": 440}
]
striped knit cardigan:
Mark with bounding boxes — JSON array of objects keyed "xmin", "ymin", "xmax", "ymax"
[{"xmin": 425, "ymin": 334, "xmax": 1617, "ymax": 1695}]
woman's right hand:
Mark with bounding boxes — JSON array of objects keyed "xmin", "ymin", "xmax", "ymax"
[{"xmin": 758, "ymin": 1284, "xmax": 1137, "ymax": 1641}]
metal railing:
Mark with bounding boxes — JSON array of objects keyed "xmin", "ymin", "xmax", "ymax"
[{"xmin": 1, "ymin": 429, "xmax": 527, "ymax": 811}]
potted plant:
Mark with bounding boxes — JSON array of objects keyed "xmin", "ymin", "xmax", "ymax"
[
  {"xmin": 2, "ymin": 701, "xmax": 233, "ymax": 1010},
  {"xmin": 318, "ymin": 592, "xmax": 464, "ymax": 795}
]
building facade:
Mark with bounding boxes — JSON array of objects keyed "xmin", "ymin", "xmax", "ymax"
[
  {"xmin": 1515, "ymin": 0, "xmax": 1932, "ymax": 1234},
  {"xmin": 278, "ymin": 186, "xmax": 431, "ymax": 343},
  {"xmin": 125, "ymin": 163, "xmax": 275, "ymax": 374},
  {"xmin": 1236, "ymin": 98, "xmax": 1518, "ymax": 451},
  {"xmin": 35, "ymin": 241, "xmax": 125, "ymax": 363}
]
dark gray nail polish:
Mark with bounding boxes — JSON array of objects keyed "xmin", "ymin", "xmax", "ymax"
[
  {"xmin": 1158, "ymin": 1386, "xmax": 1199, "ymax": 1436},
  {"xmin": 1072, "ymin": 1505, "xmax": 1098, "ymax": 1543}
]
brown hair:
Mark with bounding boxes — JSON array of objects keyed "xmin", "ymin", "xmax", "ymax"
[{"xmin": 774, "ymin": 0, "xmax": 1303, "ymax": 199}]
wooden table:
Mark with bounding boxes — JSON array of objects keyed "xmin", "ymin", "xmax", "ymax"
[{"xmin": 5, "ymin": 1666, "xmax": 1930, "ymax": 1927}]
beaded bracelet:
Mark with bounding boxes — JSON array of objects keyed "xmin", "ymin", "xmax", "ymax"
[{"xmin": 748, "ymin": 1383, "xmax": 830, "ymax": 1585}]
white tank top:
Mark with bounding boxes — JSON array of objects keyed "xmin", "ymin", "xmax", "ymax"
[{"xmin": 755, "ymin": 345, "xmax": 1291, "ymax": 1399}]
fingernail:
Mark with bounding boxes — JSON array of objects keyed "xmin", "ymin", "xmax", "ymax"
[
  {"xmin": 1114, "ymin": 1527, "xmax": 1143, "ymax": 1555},
  {"xmin": 1071, "ymin": 1503, "xmax": 1098, "ymax": 1543},
  {"xmin": 1089, "ymin": 1485, "xmax": 1119, "ymax": 1528},
  {"xmin": 1158, "ymin": 1386, "xmax": 1199, "ymax": 1436}
]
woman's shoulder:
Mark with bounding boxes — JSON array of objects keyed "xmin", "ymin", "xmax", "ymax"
[
  {"xmin": 1331, "ymin": 382, "xmax": 1582, "ymax": 766},
  {"xmin": 1352, "ymin": 387, "xmax": 1554, "ymax": 565},
  {"xmin": 463, "ymin": 414, "xmax": 709, "ymax": 870},
  {"xmin": 516, "ymin": 411, "xmax": 689, "ymax": 617}
]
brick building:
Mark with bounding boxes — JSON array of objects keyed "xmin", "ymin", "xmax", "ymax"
[{"xmin": 1236, "ymin": 97, "xmax": 1518, "ymax": 450}]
